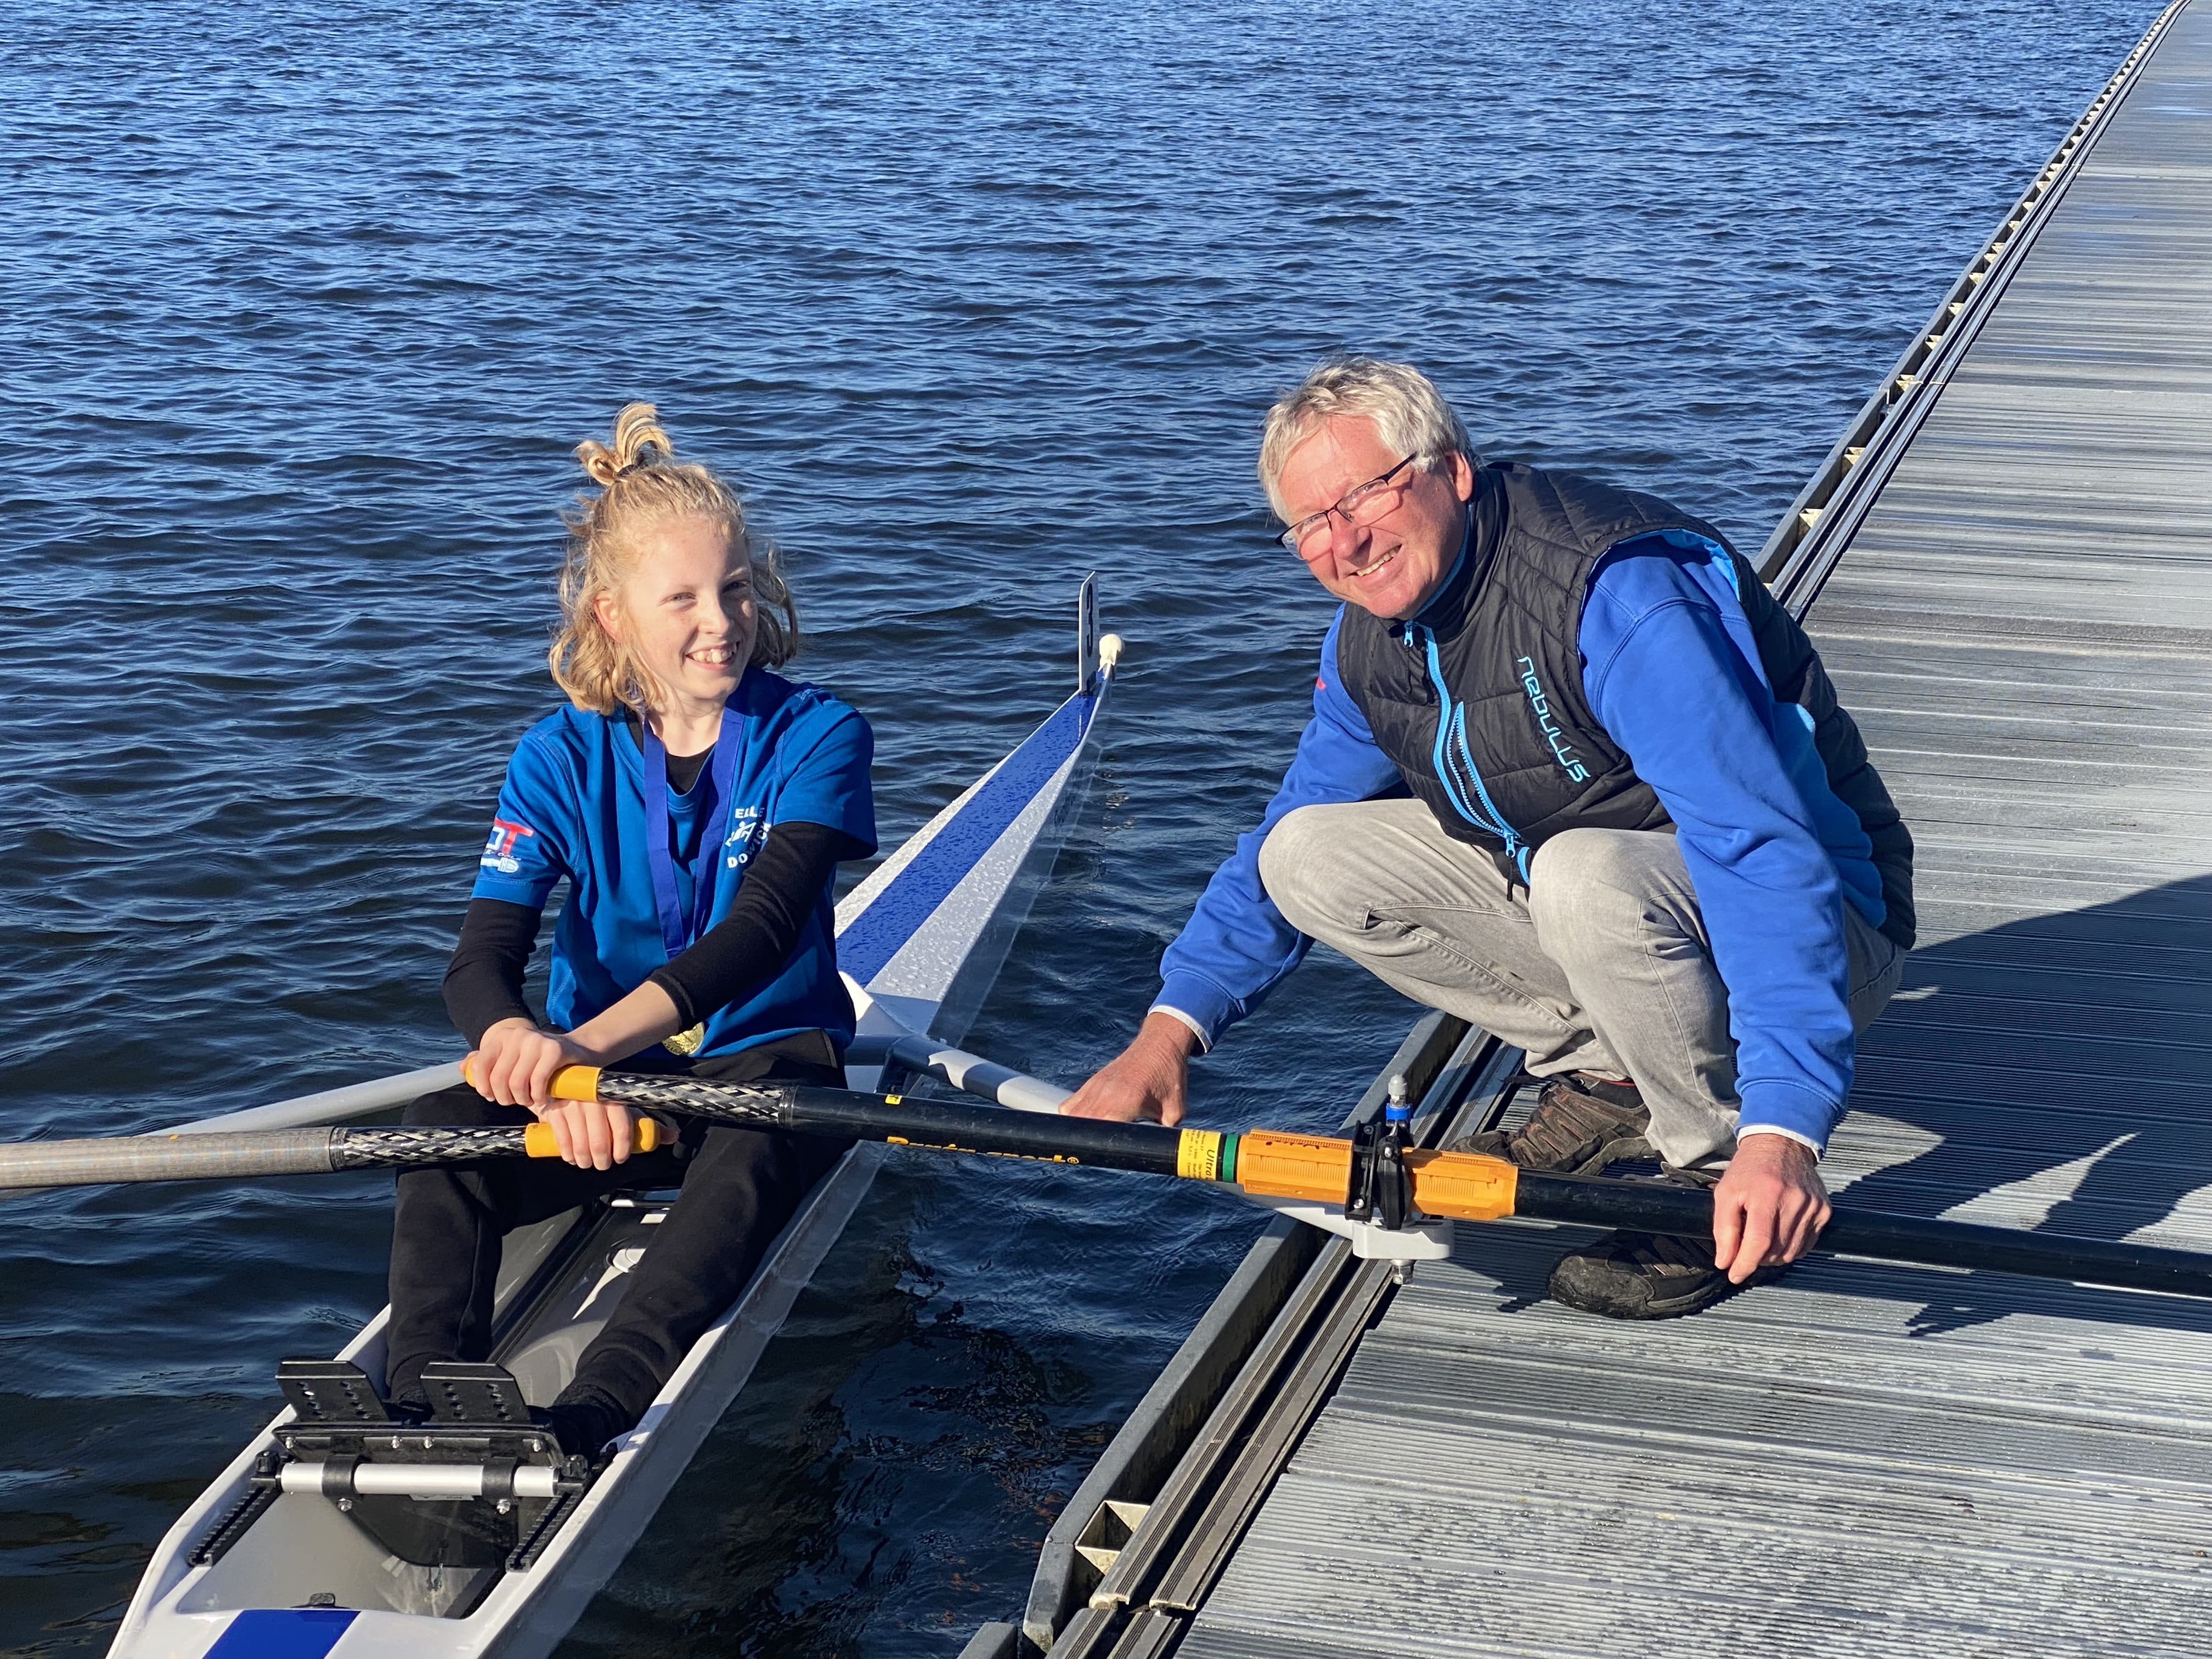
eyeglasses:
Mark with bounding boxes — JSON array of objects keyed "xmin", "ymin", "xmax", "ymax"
[{"xmin": 1276, "ymin": 455, "xmax": 1420, "ymax": 556}]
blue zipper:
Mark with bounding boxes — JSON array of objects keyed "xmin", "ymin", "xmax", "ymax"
[{"xmin": 1412, "ymin": 625, "xmax": 1532, "ymax": 882}]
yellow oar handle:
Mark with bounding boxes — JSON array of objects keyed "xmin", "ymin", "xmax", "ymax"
[
  {"xmin": 548, "ymin": 1065, "xmax": 603, "ymax": 1102},
  {"xmin": 522, "ymin": 1116, "xmax": 661, "ymax": 1158},
  {"xmin": 455, "ymin": 1059, "xmax": 648, "ymax": 1156},
  {"xmin": 460, "ymin": 1057, "xmax": 607, "ymax": 1102}
]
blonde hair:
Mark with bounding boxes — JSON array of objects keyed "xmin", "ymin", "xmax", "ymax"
[
  {"xmin": 1257, "ymin": 356, "xmax": 1476, "ymax": 520},
  {"xmin": 549, "ymin": 403, "xmax": 799, "ymax": 715}
]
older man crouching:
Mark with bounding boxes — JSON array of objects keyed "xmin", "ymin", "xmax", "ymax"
[{"xmin": 1064, "ymin": 356, "xmax": 1914, "ymax": 1319}]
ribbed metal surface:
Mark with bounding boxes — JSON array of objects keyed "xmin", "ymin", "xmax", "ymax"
[
  {"xmin": 1178, "ymin": 5, "xmax": 2212, "ymax": 1654},
  {"xmin": 1186, "ymin": 1223, "xmax": 2212, "ymax": 1657}
]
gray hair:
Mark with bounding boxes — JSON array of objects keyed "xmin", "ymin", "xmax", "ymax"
[{"xmin": 1257, "ymin": 356, "xmax": 1476, "ymax": 519}]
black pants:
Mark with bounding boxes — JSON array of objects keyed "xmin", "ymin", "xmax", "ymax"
[{"xmin": 383, "ymin": 1035, "xmax": 851, "ymax": 1429}]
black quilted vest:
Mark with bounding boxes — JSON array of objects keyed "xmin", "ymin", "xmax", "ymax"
[{"xmin": 1333, "ymin": 463, "xmax": 1915, "ymax": 949}]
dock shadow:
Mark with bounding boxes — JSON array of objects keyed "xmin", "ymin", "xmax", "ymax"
[{"xmin": 1826, "ymin": 872, "xmax": 2212, "ymax": 1336}]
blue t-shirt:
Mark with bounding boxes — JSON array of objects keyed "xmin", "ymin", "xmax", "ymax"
[{"xmin": 472, "ymin": 667, "xmax": 877, "ymax": 1058}]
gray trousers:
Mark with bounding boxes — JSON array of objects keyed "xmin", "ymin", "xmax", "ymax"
[{"xmin": 1257, "ymin": 799, "xmax": 1905, "ymax": 1168}]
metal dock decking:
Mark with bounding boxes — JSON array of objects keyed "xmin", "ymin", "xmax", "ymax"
[{"xmin": 969, "ymin": 4, "xmax": 2212, "ymax": 1654}]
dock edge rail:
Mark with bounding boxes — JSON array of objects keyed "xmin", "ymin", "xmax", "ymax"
[
  {"xmin": 1754, "ymin": 0, "xmax": 2188, "ymax": 611},
  {"xmin": 962, "ymin": 1013, "xmax": 1523, "ymax": 1658}
]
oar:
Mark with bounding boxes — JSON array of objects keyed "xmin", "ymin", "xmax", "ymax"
[
  {"xmin": 14, "ymin": 1065, "xmax": 2210, "ymax": 1305},
  {"xmin": 0, "ymin": 1120, "xmax": 663, "ymax": 1192},
  {"xmin": 548, "ymin": 1064, "xmax": 2212, "ymax": 1302}
]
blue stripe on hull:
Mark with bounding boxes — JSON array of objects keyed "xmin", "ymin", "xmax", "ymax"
[
  {"xmin": 203, "ymin": 1610, "xmax": 358, "ymax": 1658},
  {"xmin": 836, "ymin": 691, "xmax": 1095, "ymax": 986}
]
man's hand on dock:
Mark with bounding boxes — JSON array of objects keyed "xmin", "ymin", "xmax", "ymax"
[{"xmin": 1712, "ymin": 1134, "xmax": 1831, "ymax": 1281}]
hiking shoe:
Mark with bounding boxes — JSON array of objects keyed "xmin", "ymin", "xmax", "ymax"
[
  {"xmin": 1449, "ymin": 1076, "xmax": 1652, "ymax": 1174},
  {"xmin": 1547, "ymin": 1167, "xmax": 1782, "ymax": 1320}
]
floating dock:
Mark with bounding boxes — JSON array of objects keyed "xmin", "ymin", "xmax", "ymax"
[{"xmin": 970, "ymin": 3, "xmax": 2212, "ymax": 1652}]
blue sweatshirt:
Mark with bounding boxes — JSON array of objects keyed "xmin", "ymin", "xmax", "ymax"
[{"xmin": 1153, "ymin": 530, "xmax": 1886, "ymax": 1153}]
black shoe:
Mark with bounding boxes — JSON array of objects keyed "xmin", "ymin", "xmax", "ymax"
[
  {"xmin": 537, "ymin": 1383, "xmax": 633, "ymax": 1458},
  {"xmin": 1450, "ymin": 1075, "xmax": 1652, "ymax": 1174},
  {"xmin": 1546, "ymin": 1167, "xmax": 1781, "ymax": 1320}
]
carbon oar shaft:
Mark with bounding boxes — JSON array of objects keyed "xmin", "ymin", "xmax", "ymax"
[
  {"xmin": 0, "ymin": 1122, "xmax": 659, "ymax": 1192},
  {"xmin": 560, "ymin": 1070, "xmax": 1199, "ymax": 1177},
  {"xmin": 30, "ymin": 1063, "xmax": 2201, "ymax": 1302},
  {"xmin": 1513, "ymin": 1172, "xmax": 2212, "ymax": 1300},
  {"xmin": 558, "ymin": 1065, "xmax": 2212, "ymax": 1302}
]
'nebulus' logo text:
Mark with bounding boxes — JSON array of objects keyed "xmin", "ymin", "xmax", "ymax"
[{"xmin": 1515, "ymin": 656, "xmax": 1589, "ymax": 783}]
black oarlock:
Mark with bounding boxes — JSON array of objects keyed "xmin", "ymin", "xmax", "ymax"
[{"xmin": 1344, "ymin": 1116, "xmax": 1414, "ymax": 1231}]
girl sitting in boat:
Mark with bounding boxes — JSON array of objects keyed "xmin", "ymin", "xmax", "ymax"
[{"xmin": 383, "ymin": 403, "xmax": 875, "ymax": 1452}]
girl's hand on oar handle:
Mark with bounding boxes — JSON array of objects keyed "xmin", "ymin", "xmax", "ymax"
[
  {"xmin": 536, "ymin": 1098, "xmax": 637, "ymax": 1171},
  {"xmin": 523, "ymin": 1116, "xmax": 664, "ymax": 1159},
  {"xmin": 465, "ymin": 1020, "xmax": 635, "ymax": 1170}
]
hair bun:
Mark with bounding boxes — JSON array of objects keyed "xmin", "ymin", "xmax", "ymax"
[{"xmin": 575, "ymin": 402, "xmax": 675, "ymax": 488}]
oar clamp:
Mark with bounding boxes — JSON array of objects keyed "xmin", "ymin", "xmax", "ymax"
[{"xmin": 1344, "ymin": 1075, "xmax": 1418, "ymax": 1232}]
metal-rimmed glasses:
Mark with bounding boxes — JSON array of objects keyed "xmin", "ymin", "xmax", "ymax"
[{"xmin": 1276, "ymin": 454, "xmax": 1420, "ymax": 557}]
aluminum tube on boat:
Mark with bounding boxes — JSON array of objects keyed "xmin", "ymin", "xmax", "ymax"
[
  {"xmin": 0, "ymin": 1129, "xmax": 341, "ymax": 1189},
  {"xmin": 277, "ymin": 1462, "xmax": 562, "ymax": 1500},
  {"xmin": 166, "ymin": 1062, "xmax": 462, "ymax": 1135}
]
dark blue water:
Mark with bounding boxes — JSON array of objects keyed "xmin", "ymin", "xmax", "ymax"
[{"xmin": 0, "ymin": 2, "xmax": 2156, "ymax": 1651}]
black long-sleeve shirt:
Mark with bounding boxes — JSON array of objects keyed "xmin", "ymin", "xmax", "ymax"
[{"xmin": 441, "ymin": 818, "xmax": 867, "ymax": 1046}]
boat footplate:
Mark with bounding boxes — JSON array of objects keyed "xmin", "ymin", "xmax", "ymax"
[
  {"xmin": 252, "ymin": 1355, "xmax": 594, "ymax": 1570},
  {"xmin": 269, "ymin": 1414, "xmax": 577, "ymax": 1568},
  {"xmin": 420, "ymin": 1360, "xmax": 533, "ymax": 1426},
  {"xmin": 276, "ymin": 1358, "xmax": 392, "ymax": 1425}
]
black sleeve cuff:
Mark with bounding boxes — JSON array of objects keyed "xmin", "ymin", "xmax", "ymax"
[{"xmin": 442, "ymin": 898, "xmax": 543, "ymax": 1047}]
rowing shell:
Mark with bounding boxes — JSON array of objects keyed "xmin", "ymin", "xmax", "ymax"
[{"xmin": 107, "ymin": 582, "xmax": 1119, "ymax": 1659}]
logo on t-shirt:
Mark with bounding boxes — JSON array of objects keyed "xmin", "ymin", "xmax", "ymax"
[
  {"xmin": 481, "ymin": 817, "xmax": 537, "ymax": 876},
  {"xmin": 725, "ymin": 808, "xmax": 765, "ymax": 870}
]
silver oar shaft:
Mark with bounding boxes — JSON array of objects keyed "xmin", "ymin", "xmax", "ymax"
[
  {"xmin": 0, "ymin": 1129, "xmax": 342, "ymax": 1190},
  {"xmin": 0, "ymin": 1125, "xmax": 560, "ymax": 1191}
]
